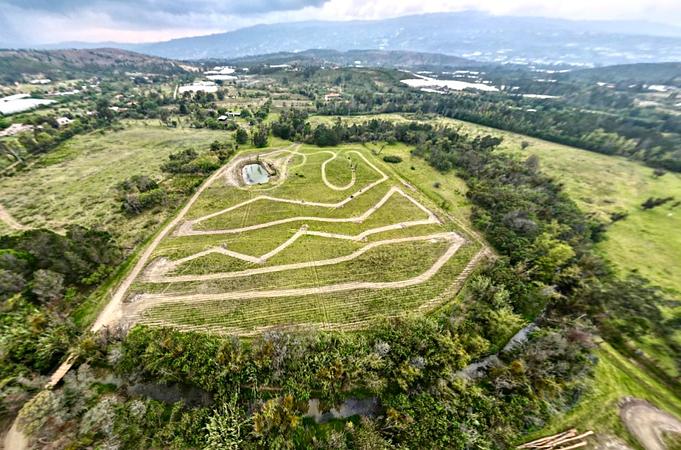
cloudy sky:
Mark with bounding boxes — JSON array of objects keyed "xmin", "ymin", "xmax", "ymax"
[{"xmin": 1, "ymin": 0, "xmax": 680, "ymax": 44}]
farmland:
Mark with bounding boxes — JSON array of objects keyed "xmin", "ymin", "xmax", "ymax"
[{"xmin": 119, "ymin": 143, "xmax": 482, "ymax": 335}]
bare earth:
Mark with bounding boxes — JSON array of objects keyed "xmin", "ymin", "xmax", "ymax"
[
  {"xmin": 0, "ymin": 203, "xmax": 27, "ymax": 231},
  {"xmin": 620, "ymin": 398, "xmax": 681, "ymax": 450},
  {"xmin": 2, "ymin": 422, "xmax": 27, "ymax": 450}
]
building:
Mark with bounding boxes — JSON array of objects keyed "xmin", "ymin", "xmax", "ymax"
[
  {"xmin": 324, "ymin": 92, "xmax": 342, "ymax": 102},
  {"xmin": 178, "ymin": 81, "xmax": 218, "ymax": 94},
  {"xmin": 217, "ymin": 111, "xmax": 241, "ymax": 121},
  {"xmin": 56, "ymin": 117, "xmax": 73, "ymax": 127},
  {"xmin": 0, "ymin": 123, "xmax": 34, "ymax": 137}
]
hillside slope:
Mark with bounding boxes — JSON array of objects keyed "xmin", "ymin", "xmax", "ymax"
[
  {"xmin": 0, "ymin": 48, "xmax": 189, "ymax": 83},
  {"xmin": 221, "ymin": 49, "xmax": 477, "ymax": 68}
]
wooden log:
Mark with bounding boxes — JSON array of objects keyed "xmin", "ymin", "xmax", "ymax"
[
  {"xmin": 554, "ymin": 441, "xmax": 587, "ymax": 450},
  {"xmin": 535, "ymin": 431, "xmax": 578, "ymax": 449},
  {"xmin": 517, "ymin": 429, "xmax": 576, "ymax": 448},
  {"xmin": 549, "ymin": 431, "xmax": 594, "ymax": 448}
]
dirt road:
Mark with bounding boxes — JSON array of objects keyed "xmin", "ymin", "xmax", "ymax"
[
  {"xmin": 146, "ymin": 232, "xmax": 459, "ymax": 283},
  {"xmin": 620, "ymin": 398, "xmax": 681, "ymax": 450}
]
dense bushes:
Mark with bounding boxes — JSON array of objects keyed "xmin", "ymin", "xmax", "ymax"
[
  {"xmin": 0, "ymin": 226, "xmax": 121, "ymax": 424},
  {"xmin": 116, "ymin": 175, "xmax": 167, "ymax": 214},
  {"xmin": 382, "ymin": 155, "xmax": 402, "ymax": 163}
]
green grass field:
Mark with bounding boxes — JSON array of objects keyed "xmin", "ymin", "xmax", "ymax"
[
  {"xmin": 127, "ymin": 143, "xmax": 482, "ymax": 335},
  {"xmin": 310, "ymin": 114, "xmax": 681, "ymax": 297},
  {"xmin": 0, "ymin": 121, "xmax": 230, "ymax": 248}
]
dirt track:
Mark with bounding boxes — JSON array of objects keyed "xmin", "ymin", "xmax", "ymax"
[
  {"xmin": 46, "ymin": 144, "xmax": 482, "ymax": 386},
  {"xmin": 0, "ymin": 203, "xmax": 27, "ymax": 231},
  {"xmin": 130, "ymin": 146, "xmax": 471, "ymax": 317},
  {"xmin": 90, "ymin": 143, "xmax": 300, "ymax": 332},
  {"xmin": 177, "ymin": 185, "xmax": 436, "ymax": 236},
  {"xmin": 125, "ymin": 234, "xmax": 464, "ymax": 317},
  {"xmin": 320, "ymin": 151, "xmax": 357, "ymax": 190},
  {"xmin": 3, "ymin": 422, "xmax": 27, "ymax": 450},
  {"xmin": 181, "ymin": 149, "xmax": 389, "ymax": 236},
  {"xmin": 620, "ymin": 398, "xmax": 681, "ymax": 450},
  {"xmin": 146, "ymin": 232, "xmax": 459, "ymax": 283}
]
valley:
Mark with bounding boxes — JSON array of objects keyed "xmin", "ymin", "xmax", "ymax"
[{"xmin": 0, "ymin": 39, "xmax": 679, "ymax": 449}]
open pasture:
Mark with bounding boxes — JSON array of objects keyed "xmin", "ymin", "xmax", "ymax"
[
  {"xmin": 0, "ymin": 121, "xmax": 230, "ymax": 248},
  {"xmin": 124, "ymin": 144, "xmax": 481, "ymax": 335}
]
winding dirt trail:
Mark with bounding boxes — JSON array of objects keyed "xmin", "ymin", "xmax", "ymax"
[
  {"xmin": 3, "ymin": 421, "xmax": 27, "ymax": 450},
  {"xmin": 146, "ymin": 232, "xmax": 458, "ymax": 283},
  {"xmin": 620, "ymin": 398, "xmax": 681, "ymax": 450},
  {"xmin": 181, "ymin": 149, "xmax": 388, "ymax": 235},
  {"xmin": 178, "ymin": 185, "xmax": 434, "ymax": 236},
  {"xmin": 0, "ymin": 203, "xmax": 27, "ymax": 231},
  {"xmin": 89, "ymin": 143, "xmax": 299, "ymax": 332},
  {"xmin": 124, "ymin": 234, "xmax": 464, "ymax": 317},
  {"xmin": 46, "ymin": 144, "xmax": 481, "ymax": 388},
  {"xmin": 320, "ymin": 151, "xmax": 357, "ymax": 190}
]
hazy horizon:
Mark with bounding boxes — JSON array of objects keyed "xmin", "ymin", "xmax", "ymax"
[{"xmin": 2, "ymin": 0, "xmax": 681, "ymax": 45}]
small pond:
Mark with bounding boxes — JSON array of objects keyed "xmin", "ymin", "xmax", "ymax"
[{"xmin": 242, "ymin": 163, "xmax": 270, "ymax": 185}]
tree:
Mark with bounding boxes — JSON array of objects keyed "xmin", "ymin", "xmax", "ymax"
[
  {"xmin": 31, "ymin": 269, "xmax": 64, "ymax": 303},
  {"xmin": 96, "ymin": 98, "xmax": 114, "ymax": 123},
  {"xmin": 252, "ymin": 395, "xmax": 300, "ymax": 448},
  {"xmin": 235, "ymin": 127, "xmax": 249, "ymax": 145},
  {"xmin": 205, "ymin": 394, "xmax": 249, "ymax": 450},
  {"xmin": 251, "ymin": 125, "xmax": 269, "ymax": 148},
  {"xmin": 0, "ymin": 269, "xmax": 26, "ymax": 299}
]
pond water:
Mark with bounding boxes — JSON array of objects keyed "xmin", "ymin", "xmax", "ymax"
[{"xmin": 242, "ymin": 163, "xmax": 270, "ymax": 185}]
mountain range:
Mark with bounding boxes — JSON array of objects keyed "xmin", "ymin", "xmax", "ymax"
[{"xmin": 13, "ymin": 12, "xmax": 681, "ymax": 66}]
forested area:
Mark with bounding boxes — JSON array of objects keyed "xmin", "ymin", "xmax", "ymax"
[
  {"xmin": 307, "ymin": 69, "xmax": 681, "ymax": 172},
  {"xmin": 0, "ymin": 227, "xmax": 121, "ymax": 429}
]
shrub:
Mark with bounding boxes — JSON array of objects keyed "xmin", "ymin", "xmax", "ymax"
[
  {"xmin": 382, "ymin": 155, "xmax": 402, "ymax": 164},
  {"xmin": 641, "ymin": 196, "xmax": 673, "ymax": 210}
]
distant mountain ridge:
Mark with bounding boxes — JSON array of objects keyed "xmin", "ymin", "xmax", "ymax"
[
  {"xmin": 221, "ymin": 49, "xmax": 478, "ymax": 69},
  {"xmin": 121, "ymin": 12, "xmax": 681, "ymax": 66}
]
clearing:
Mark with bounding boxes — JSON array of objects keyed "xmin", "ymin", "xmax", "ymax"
[
  {"xmin": 0, "ymin": 121, "xmax": 230, "ymax": 248},
  {"xmin": 111, "ymin": 143, "xmax": 482, "ymax": 335}
]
